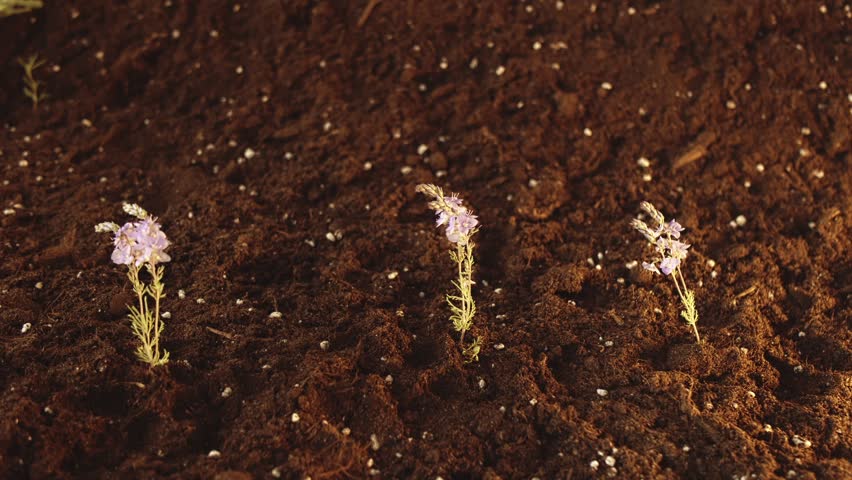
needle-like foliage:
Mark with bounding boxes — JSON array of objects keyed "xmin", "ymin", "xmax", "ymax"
[{"xmin": 17, "ymin": 54, "xmax": 48, "ymax": 109}]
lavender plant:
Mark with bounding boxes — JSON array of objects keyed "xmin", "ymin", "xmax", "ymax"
[
  {"xmin": 631, "ymin": 201, "xmax": 700, "ymax": 343},
  {"xmin": 416, "ymin": 184, "xmax": 481, "ymax": 361},
  {"xmin": 96, "ymin": 204, "xmax": 172, "ymax": 367}
]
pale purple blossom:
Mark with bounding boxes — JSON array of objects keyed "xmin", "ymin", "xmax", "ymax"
[
  {"xmin": 417, "ymin": 184, "xmax": 479, "ymax": 245},
  {"xmin": 444, "ymin": 196, "xmax": 464, "ymax": 211},
  {"xmin": 659, "ymin": 257, "xmax": 681, "ymax": 275},
  {"xmin": 436, "ymin": 210, "xmax": 450, "ymax": 227},
  {"xmin": 665, "ymin": 238, "xmax": 690, "ymax": 259},
  {"xmin": 446, "ymin": 211, "xmax": 479, "ymax": 244},
  {"xmin": 131, "ymin": 218, "xmax": 172, "ymax": 265},
  {"xmin": 436, "ymin": 196, "xmax": 466, "ymax": 227},
  {"xmin": 644, "ymin": 238, "xmax": 688, "ymax": 276},
  {"xmin": 642, "ymin": 262, "xmax": 660, "ymax": 274},
  {"xmin": 99, "ymin": 206, "xmax": 171, "ymax": 267},
  {"xmin": 632, "ymin": 202, "xmax": 690, "ymax": 276},
  {"xmin": 656, "ymin": 219, "xmax": 684, "ymax": 239},
  {"xmin": 110, "ymin": 222, "xmax": 137, "ymax": 265}
]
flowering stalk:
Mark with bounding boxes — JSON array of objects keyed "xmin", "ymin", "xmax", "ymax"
[
  {"xmin": 631, "ymin": 202, "xmax": 700, "ymax": 343},
  {"xmin": 416, "ymin": 184, "xmax": 481, "ymax": 361},
  {"xmin": 96, "ymin": 203, "xmax": 172, "ymax": 367}
]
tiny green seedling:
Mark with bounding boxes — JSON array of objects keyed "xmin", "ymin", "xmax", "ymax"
[
  {"xmin": 631, "ymin": 201, "xmax": 701, "ymax": 343},
  {"xmin": 18, "ymin": 54, "xmax": 48, "ymax": 109},
  {"xmin": 417, "ymin": 184, "xmax": 482, "ymax": 362},
  {"xmin": 0, "ymin": 0, "xmax": 43, "ymax": 18}
]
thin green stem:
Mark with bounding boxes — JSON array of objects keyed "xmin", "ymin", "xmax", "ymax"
[
  {"xmin": 674, "ymin": 266, "xmax": 700, "ymax": 344},
  {"xmin": 148, "ymin": 264, "xmax": 159, "ymax": 359},
  {"xmin": 125, "ymin": 263, "xmax": 169, "ymax": 366},
  {"xmin": 129, "ymin": 265, "xmax": 150, "ymax": 349},
  {"xmin": 691, "ymin": 319, "xmax": 701, "ymax": 344},
  {"xmin": 669, "ymin": 269, "xmax": 686, "ymax": 304},
  {"xmin": 449, "ymin": 237, "xmax": 476, "ymax": 348},
  {"xmin": 675, "ymin": 268, "xmax": 688, "ymax": 300},
  {"xmin": 456, "ymin": 242, "xmax": 467, "ymax": 344}
]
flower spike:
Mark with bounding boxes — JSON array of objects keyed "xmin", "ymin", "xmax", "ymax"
[
  {"xmin": 631, "ymin": 202, "xmax": 700, "ymax": 343},
  {"xmin": 417, "ymin": 183, "xmax": 482, "ymax": 361},
  {"xmin": 122, "ymin": 202, "xmax": 150, "ymax": 220}
]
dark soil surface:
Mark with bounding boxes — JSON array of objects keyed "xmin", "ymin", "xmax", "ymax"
[{"xmin": 1, "ymin": 1, "xmax": 850, "ymax": 479}]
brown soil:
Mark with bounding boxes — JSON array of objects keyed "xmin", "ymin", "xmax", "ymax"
[{"xmin": 1, "ymin": 1, "xmax": 850, "ymax": 479}]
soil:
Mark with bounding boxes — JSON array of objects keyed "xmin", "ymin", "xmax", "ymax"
[{"xmin": 1, "ymin": 1, "xmax": 850, "ymax": 479}]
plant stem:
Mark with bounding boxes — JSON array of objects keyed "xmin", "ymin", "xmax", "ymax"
[
  {"xmin": 669, "ymin": 270, "xmax": 686, "ymax": 303},
  {"xmin": 456, "ymin": 242, "xmax": 467, "ymax": 344},
  {"xmin": 453, "ymin": 239, "xmax": 477, "ymax": 346},
  {"xmin": 151, "ymin": 264, "xmax": 162, "ymax": 362},
  {"xmin": 673, "ymin": 266, "xmax": 700, "ymax": 344},
  {"xmin": 129, "ymin": 265, "xmax": 151, "ymax": 349}
]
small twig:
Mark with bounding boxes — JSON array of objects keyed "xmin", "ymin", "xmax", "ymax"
[
  {"xmin": 357, "ymin": 0, "xmax": 381, "ymax": 28},
  {"xmin": 606, "ymin": 309, "xmax": 625, "ymax": 326},
  {"xmin": 731, "ymin": 284, "xmax": 757, "ymax": 306},
  {"xmin": 673, "ymin": 131, "xmax": 717, "ymax": 170},
  {"xmin": 735, "ymin": 285, "xmax": 757, "ymax": 299},
  {"xmin": 206, "ymin": 326, "xmax": 235, "ymax": 340}
]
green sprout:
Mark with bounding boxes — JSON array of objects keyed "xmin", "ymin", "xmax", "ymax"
[
  {"xmin": 18, "ymin": 54, "xmax": 48, "ymax": 109},
  {"xmin": 0, "ymin": 0, "xmax": 43, "ymax": 18}
]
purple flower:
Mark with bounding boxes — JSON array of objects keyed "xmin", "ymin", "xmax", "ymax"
[
  {"xmin": 655, "ymin": 238, "xmax": 690, "ymax": 260},
  {"xmin": 444, "ymin": 196, "xmax": 464, "ymax": 211},
  {"xmin": 446, "ymin": 212, "xmax": 479, "ymax": 244},
  {"xmin": 417, "ymin": 184, "xmax": 480, "ymax": 245},
  {"xmin": 109, "ymin": 218, "xmax": 171, "ymax": 267},
  {"xmin": 642, "ymin": 257, "xmax": 681, "ymax": 276},
  {"xmin": 436, "ymin": 196, "xmax": 467, "ymax": 227},
  {"xmin": 110, "ymin": 223, "xmax": 137, "ymax": 265},
  {"xmin": 132, "ymin": 218, "xmax": 171, "ymax": 265},
  {"xmin": 656, "ymin": 219, "xmax": 684, "ymax": 239},
  {"xmin": 659, "ymin": 238, "xmax": 690, "ymax": 259},
  {"xmin": 642, "ymin": 261, "xmax": 660, "ymax": 274},
  {"xmin": 667, "ymin": 239, "xmax": 690, "ymax": 259},
  {"xmin": 659, "ymin": 257, "xmax": 680, "ymax": 275}
]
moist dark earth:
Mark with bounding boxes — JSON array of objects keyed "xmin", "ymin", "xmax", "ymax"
[{"xmin": 1, "ymin": 1, "xmax": 850, "ymax": 479}]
